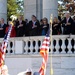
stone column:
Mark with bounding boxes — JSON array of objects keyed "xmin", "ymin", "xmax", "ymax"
[
  {"xmin": 0, "ymin": 0, "xmax": 7, "ymax": 23},
  {"xmin": 24, "ymin": 0, "xmax": 42, "ymax": 21},
  {"xmin": 43, "ymin": 0, "xmax": 58, "ymax": 22},
  {"xmin": 36, "ymin": 0, "xmax": 43, "ymax": 20}
]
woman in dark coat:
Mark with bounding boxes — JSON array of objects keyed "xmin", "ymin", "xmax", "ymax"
[
  {"xmin": 52, "ymin": 17, "xmax": 61, "ymax": 35},
  {"xmin": 15, "ymin": 15, "xmax": 26, "ymax": 37},
  {"xmin": 40, "ymin": 17, "xmax": 49, "ymax": 36}
]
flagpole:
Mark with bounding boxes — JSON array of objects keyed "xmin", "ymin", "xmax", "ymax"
[{"xmin": 50, "ymin": 14, "xmax": 53, "ymax": 75}]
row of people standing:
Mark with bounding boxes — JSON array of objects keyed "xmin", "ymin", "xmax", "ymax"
[
  {"xmin": 52, "ymin": 12, "xmax": 75, "ymax": 35},
  {"xmin": 0, "ymin": 15, "xmax": 49, "ymax": 38},
  {"xmin": 25, "ymin": 13, "xmax": 75, "ymax": 36},
  {"xmin": 0, "ymin": 13, "xmax": 75, "ymax": 38},
  {"xmin": 15, "ymin": 15, "xmax": 49, "ymax": 37}
]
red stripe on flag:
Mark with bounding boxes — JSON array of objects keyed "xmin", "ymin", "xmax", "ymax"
[
  {"xmin": 44, "ymin": 39, "xmax": 49, "ymax": 42},
  {"xmin": 39, "ymin": 35, "xmax": 50, "ymax": 75},
  {"xmin": 0, "ymin": 25, "xmax": 12, "ymax": 69}
]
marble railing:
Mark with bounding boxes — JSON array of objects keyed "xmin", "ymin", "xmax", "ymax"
[{"xmin": 0, "ymin": 35, "xmax": 75, "ymax": 54}]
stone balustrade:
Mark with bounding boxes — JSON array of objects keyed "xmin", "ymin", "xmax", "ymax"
[{"xmin": 0, "ymin": 35, "xmax": 75, "ymax": 55}]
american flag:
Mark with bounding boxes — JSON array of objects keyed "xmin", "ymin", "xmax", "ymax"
[
  {"xmin": 39, "ymin": 29, "xmax": 50, "ymax": 75},
  {"xmin": 0, "ymin": 25, "xmax": 12, "ymax": 68}
]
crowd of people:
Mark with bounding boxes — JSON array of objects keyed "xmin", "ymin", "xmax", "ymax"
[{"xmin": 0, "ymin": 12, "xmax": 75, "ymax": 38}]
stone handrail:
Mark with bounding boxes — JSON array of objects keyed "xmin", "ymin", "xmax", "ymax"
[{"xmin": 0, "ymin": 35, "xmax": 75, "ymax": 54}]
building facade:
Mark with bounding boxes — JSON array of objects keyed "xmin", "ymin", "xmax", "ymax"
[
  {"xmin": 24, "ymin": 0, "xmax": 58, "ymax": 21},
  {"xmin": 4, "ymin": 35, "xmax": 75, "ymax": 75},
  {"xmin": 0, "ymin": 0, "xmax": 58, "ymax": 22},
  {"xmin": 0, "ymin": 0, "xmax": 7, "ymax": 23}
]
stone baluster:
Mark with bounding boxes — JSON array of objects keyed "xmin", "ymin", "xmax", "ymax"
[
  {"xmin": 49, "ymin": 40, "xmax": 53, "ymax": 54},
  {"xmin": 61, "ymin": 38, "xmax": 66, "ymax": 54},
  {"xmin": 29, "ymin": 40, "xmax": 33, "ymax": 54},
  {"xmin": 7, "ymin": 41, "xmax": 10, "ymax": 54},
  {"xmin": 39, "ymin": 39, "xmax": 43, "ymax": 48},
  {"xmin": 24, "ymin": 41, "xmax": 28, "ymax": 54},
  {"xmin": 35, "ymin": 40, "xmax": 39, "ymax": 54},
  {"xmin": 67, "ymin": 38, "xmax": 72, "ymax": 54},
  {"xmin": 54, "ymin": 38, "xmax": 59, "ymax": 54},
  {"xmin": 52, "ymin": 39, "xmax": 54, "ymax": 53}
]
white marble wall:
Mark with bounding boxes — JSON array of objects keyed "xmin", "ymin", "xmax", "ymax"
[
  {"xmin": 1, "ymin": 35, "xmax": 75, "ymax": 75},
  {"xmin": 5, "ymin": 54, "xmax": 75, "ymax": 75},
  {"xmin": 24, "ymin": 0, "xmax": 58, "ymax": 21},
  {"xmin": 0, "ymin": 0, "xmax": 7, "ymax": 23},
  {"xmin": 24, "ymin": 0, "xmax": 42, "ymax": 20},
  {"xmin": 43, "ymin": 0, "xmax": 58, "ymax": 22}
]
